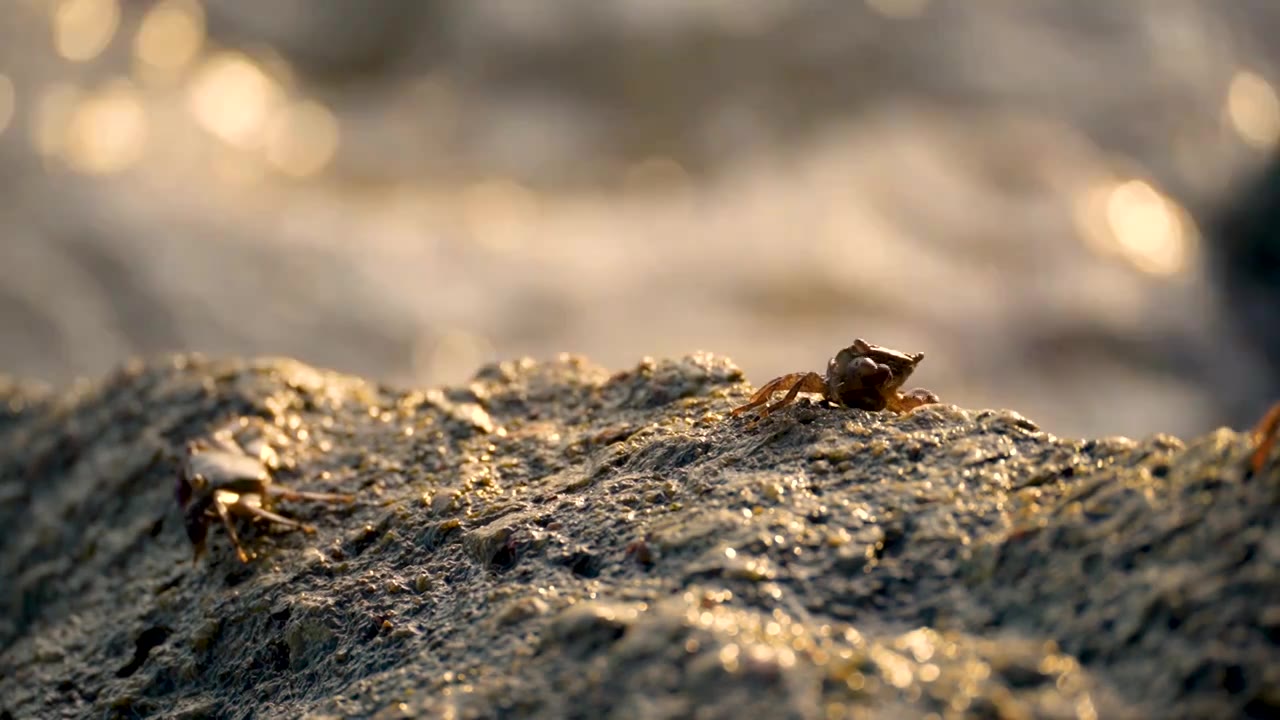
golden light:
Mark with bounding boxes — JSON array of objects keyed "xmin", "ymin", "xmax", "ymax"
[
  {"xmin": 214, "ymin": 489, "xmax": 242, "ymax": 504},
  {"xmin": 31, "ymin": 83, "xmax": 81, "ymax": 157},
  {"xmin": 133, "ymin": 0, "xmax": 206, "ymax": 76},
  {"xmin": 186, "ymin": 51, "xmax": 282, "ymax": 149},
  {"xmin": 866, "ymin": 0, "xmax": 930, "ymax": 19},
  {"xmin": 1226, "ymin": 69, "xmax": 1280, "ymax": 151},
  {"xmin": 31, "ymin": 79, "xmax": 148, "ymax": 174},
  {"xmin": 1075, "ymin": 179, "xmax": 1196, "ymax": 277},
  {"xmin": 265, "ymin": 99, "xmax": 340, "ymax": 178},
  {"xmin": 460, "ymin": 178, "xmax": 540, "ymax": 252},
  {"xmin": 52, "ymin": 0, "xmax": 120, "ymax": 62},
  {"xmin": 0, "ymin": 75, "xmax": 14, "ymax": 138},
  {"xmin": 62, "ymin": 80, "xmax": 147, "ymax": 175}
]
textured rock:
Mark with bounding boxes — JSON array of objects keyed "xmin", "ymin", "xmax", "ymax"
[{"xmin": 0, "ymin": 353, "xmax": 1276, "ymax": 719}]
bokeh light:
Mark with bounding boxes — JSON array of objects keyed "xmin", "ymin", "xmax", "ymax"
[
  {"xmin": 0, "ymin": 0, "xmax": 1274, "ymax": 445},
  {"xmin": 62, "ymin": 80, "xmax": 147, "ymax": 175},
  {"xmin": 265, "ymin": 100, "xmax": 341, "ymax": 178},
  {"xmin": 186, "ymin": 51, "xmax": 283, "ymax": 149},
  {"xmin": 52, "ymin": 0, "xmax": 120, "ymax": 62},
  {"xmin": 1225, "ymin": 69, "xmax": 1280, "ymax": 151},
  {"xmin": 1075, "ymin": 179, "xmax": 1197, "ymax": 277},
  {"xmin": 133, "ymin": 0, "xmax": 206, "ymax": 79}
]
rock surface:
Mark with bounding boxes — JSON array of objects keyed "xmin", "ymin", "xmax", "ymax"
[{"xmin": 0, "ymin": 353, "xmax": 1276, "ymax": 719}]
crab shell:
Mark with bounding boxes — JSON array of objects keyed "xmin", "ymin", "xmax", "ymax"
[
  {"xmin": 824, "ymin": 339, "xmax": 924, "ymax": 411},
  {"xmin": 176, "ymin": 440, "xmax": 272, "ymax": 552}
]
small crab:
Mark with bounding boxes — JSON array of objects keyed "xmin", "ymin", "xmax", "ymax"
[
  {"xmin": 1249, "ymin": 399, "xmax": 1280, "ymax": 475},
  {"xmin": 175, "ymin": 430, "xmax": 354, "ymax": 563},
  {"xmin": 731, "ymin": 338, "xmax": 939, "ymax": 421}
]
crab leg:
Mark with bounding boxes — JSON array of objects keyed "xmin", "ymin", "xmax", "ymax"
[
  {"xmin": 189, "ymin": 529, "xmax": 208, "ymax": 564},
  {"xmin": 233, "ymin": 501, "xmax": 318, "ymax": 534},
  {"xmin": 763, "ymin": 372, "xmax": 828, "ymax": 415},
  {"xmin": 266, "ymin": 484, "xmax": 355, "ymax": 503},
  {"xmin": 732, "ymin": 372, "xmax": 824, "ymax": 417},
  {"xmin": 731, "ymin": 375, "xmax": 795, "ymax": 416},
  {"xmin": 1250, "ymin": 400, "xmax": 1280, "ymax": 475},
  {"xmin": 885, "ymin": 387, "xmax": 941, "ymax": 413},
  {"xmin": 211, "ymin": 499, "xmax": 251, "ymax": 563}
]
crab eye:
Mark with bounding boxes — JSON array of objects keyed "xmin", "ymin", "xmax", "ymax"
[{"xmin": 851, "ymin": 357, "xmax": 878, "ymax": 376}]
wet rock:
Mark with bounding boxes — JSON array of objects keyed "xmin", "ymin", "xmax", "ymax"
[{"xmin": 0, "ymin": 353, "xmax": 1276, "ymax": 719}]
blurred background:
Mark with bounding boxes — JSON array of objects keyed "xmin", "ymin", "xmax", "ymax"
[{"xmin": 0, "ymin": 0, "xmax": 1278, "ymax": 440}]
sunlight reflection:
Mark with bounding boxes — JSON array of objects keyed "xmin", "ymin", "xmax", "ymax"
[
  {"xmin": 187, "ymin": 51, "xmax": 283, "ymax": 150},
  {"xmin": 1226, "ymin": 69, "xmax": 1280, "ymax": 151},
  {"xmin": 63, "ymin": 79, "xmax": 147, "ymax": 174},
  {"xmin": 1075, "ymin": 179, "xmax": 1197, "ymax": 277},
  {"xmin": 52, "ymin": 0, "xmax": 120, "ymax": 62},
  {"xmin": 265, "ymin": 100, "xmax": 340, "ymax": 178},
  {"xmin": 133, "ymin": 0, "xmax": 205, "ymax": 79}
]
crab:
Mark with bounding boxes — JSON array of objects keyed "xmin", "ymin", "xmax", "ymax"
[
  {"xmin": 175, "ymin": 429, "xmax": 355, "ymax": 563},
  {"xmin": 731, "ymin": 338, "xmax": 939, "ymax": 421},
  {"xmin": 1250, "ymin": 399, "xmax": 1280, "ymax": 475}
]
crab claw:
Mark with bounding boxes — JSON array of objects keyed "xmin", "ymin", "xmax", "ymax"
[{"xmin": 892, "ymin": 388, "xmax": 940, "ymax": 412}]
